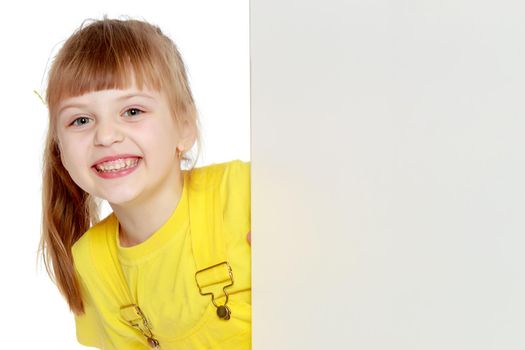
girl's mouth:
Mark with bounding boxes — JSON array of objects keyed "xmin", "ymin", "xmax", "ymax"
[{"xmin": 92, "ymin": 157, "xmax": 142, "ymax": 179}]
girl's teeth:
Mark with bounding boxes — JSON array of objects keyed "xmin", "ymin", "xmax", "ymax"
[{"xmin": 96, "ymin": 158, "xmax": 139, "ymax": 172}]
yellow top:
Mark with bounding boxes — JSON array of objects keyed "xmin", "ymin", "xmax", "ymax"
[{"xmin": 72, "ymin": 160, "xmax": 251, "ymax": 349}]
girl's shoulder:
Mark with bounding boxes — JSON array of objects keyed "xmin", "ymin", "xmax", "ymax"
[
  {"xmin": 187, "ymin": 158, "xmax": 251, "ymax": 243},
  {"xmin": 187, "ymin": 159, "xmax": 250, "ymax": 190},
  {"xmin": 191, "ymin": 158, "xmax": 250, "ymax": 176},
  {"xmin": 71, "ymin": 212, "xmax": 116, "ymax": 273}
]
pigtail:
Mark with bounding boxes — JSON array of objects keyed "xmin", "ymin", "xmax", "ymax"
[{"xmin": 38, "ymin": 134, "xmax": 99, "ymax": 316}]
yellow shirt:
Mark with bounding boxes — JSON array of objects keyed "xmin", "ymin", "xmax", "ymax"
[{"xmin": 72, "ymin": 160, "xmax": 251, "ymax": 349}]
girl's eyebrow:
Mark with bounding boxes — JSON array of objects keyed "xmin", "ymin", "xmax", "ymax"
[
  {"xmin": 58, "ymin": 93, "xmax": 156, "ymax": 116},
  {"xmin": 58, "ymin": 102, "xmax": 89, "ymax": 117},
  {"xmin": 116, "ymin": 93, "xmax": 156, "ymax": 101}
]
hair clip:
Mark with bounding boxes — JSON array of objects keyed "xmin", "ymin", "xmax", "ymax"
[{"xmin": 33, "ymin": 90, "xmax": 46, "ymax": 106}]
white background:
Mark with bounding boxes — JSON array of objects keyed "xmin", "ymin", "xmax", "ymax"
[
  {"xmin": 251, "ymin": 0, "xmax": 525, "ymax": 349},
  {"xmin": 0, "ymin": 1, "xmax": 248, "ymax": 348}
]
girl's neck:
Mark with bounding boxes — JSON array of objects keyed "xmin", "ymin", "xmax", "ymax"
[{"xmin": 111, "ymin": 171, "xmax": 185, "ymax": 247}]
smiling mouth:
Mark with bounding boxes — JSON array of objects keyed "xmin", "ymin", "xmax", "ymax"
[{"xmin": 93, "ymin": 157, "xmax": 141, "ymax": 173}]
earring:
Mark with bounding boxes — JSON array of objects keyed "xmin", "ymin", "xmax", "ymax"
[{"xmin": 177, "ymin": 148, "xmax": 183, "ymax": 159}]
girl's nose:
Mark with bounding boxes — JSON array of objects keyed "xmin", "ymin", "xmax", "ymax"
[{"xmin": 94, "ymin": 119, "xmax": 124, "ymax": 146}]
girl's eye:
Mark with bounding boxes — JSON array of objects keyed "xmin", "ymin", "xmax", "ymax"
[
  {"xmin": 123, "ymin": 108, "xmax": 144, "ymax": 118},
  {"xmin": 71, "ymin": 116, "xmax": 91, "ymax": 127}
]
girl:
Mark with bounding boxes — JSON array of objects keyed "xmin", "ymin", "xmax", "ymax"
[{"xmin": 38, "ymin": 17, "xmax": 251, "ymax": 350}]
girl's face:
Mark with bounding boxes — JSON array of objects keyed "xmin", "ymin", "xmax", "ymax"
[{"xmin": 55, "ymin": 83, "xmax": 194, "ymax": 207}]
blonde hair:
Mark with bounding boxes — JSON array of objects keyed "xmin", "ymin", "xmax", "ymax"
[{"xmin": 38, "ymin": 16, "xmax": 202, "ymax": 315}]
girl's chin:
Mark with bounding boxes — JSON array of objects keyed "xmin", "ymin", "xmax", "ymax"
[{"xmin": 100, "ymin": 191, "xmax": 143, "ymax": 208}]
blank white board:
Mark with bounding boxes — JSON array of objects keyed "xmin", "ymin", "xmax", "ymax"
[{"xmin": 250, "ymin": 1, "xmax": 525, "ymax": 348}]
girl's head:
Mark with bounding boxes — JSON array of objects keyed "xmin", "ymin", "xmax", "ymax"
[
  {"xmin": 47, "ymin": 17, "xmax": 201, "ymax": 173},
  {"xmin": 39, "ymin": 17, "xmax": 201, "ymax": 315}
]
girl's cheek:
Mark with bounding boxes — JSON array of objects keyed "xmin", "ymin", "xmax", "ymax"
[{"xmin": 60, "ymin": 139, "xmax": 90, "ymax": 168}]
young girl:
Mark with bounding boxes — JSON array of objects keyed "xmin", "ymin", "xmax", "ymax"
[{"xmin": 38, "ymin": 17, "xmax": 251, "ymax": 349}]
